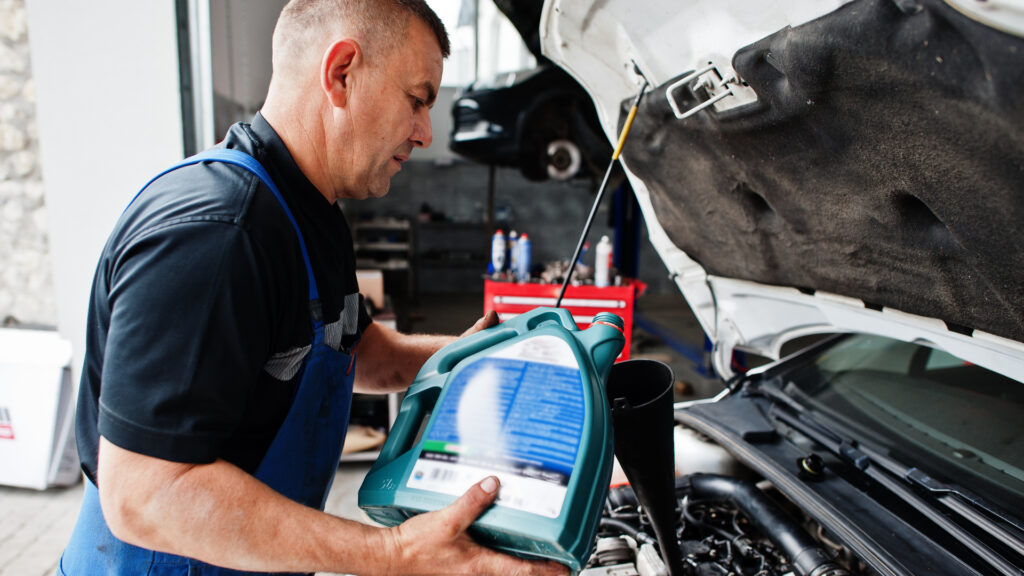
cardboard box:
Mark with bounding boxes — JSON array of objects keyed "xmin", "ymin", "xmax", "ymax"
[
  {"xmin": 356, "ymin": 269, "xmax": 386, "ymax": 311},
  {"xmin": 0, "ymin": 328, "xmax": 80, "ymax": 490}
]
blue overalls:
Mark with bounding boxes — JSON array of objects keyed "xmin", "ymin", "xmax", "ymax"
[{"xmin": 59, "ymin": 149, "xmax": 356, "ymax": 575}]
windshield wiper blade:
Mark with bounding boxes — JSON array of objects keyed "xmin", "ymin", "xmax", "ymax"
[
  {"xmin": 899, "ymin": 466, "xmax": 1024, "ymax": 558},
  {"xmin": 760, "ymin": 390, "xmax": 1024, "ymax": 576},
  {"xmin": 756, "ymin": 378, "xmax": 1024, "ymax": 540}
]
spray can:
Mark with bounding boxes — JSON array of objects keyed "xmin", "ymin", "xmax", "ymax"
[
  {"xmin": 508, "ymin": 230, "xmax": 519, "ymax": 279},
  {"xmin": 595, "ymin": 235, "xmax": 612, "ymax": 287},
  {"xmin": 491, "ymin": 229, "xmax": 506, "ymax": 278},
  {"xmin": 577, "ymin": 242, "xmax": 590, "ymax": 265},
  {"xmin": 516, "ymin": 233, "xmax": 531, "ymax": 283},
  {"xmin": 359, "ymin": 308, "xmax": 626, "ymax": 573}
]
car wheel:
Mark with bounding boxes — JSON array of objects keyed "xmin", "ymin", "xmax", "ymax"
[{"xmin": 546, "ymin": 139, "xmax": 583, "ymax": 180}]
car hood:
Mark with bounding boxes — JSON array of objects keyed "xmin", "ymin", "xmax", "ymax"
[
  {"xmin": 492, "ymin": 0, "xmax": 548, "ymax": 62},
  {"xmin": 539, "ymin": 0, "xmax": 1024, "ymax": 381}
]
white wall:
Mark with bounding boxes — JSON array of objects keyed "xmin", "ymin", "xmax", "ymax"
[
  {"xmin": 415, "ymin": 86, "xmax": 457, "ymax": 162},
  {"xmin": 476, "ymin": 0, "xmax": 534, "ymax": 81},
  {"xmin": 209, "ymin": 0, "xmax": 286, "ymax": 133},
  {"xmin": 25, "ymin": 0, "xmax": 184, "ymax": 385}
]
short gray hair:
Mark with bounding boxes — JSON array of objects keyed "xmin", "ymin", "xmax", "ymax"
[{"xmin": 272, "ymin": 0, "xmax": 450, "ymax": 71}]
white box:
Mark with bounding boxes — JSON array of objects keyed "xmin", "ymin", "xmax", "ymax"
[
  {"xmin": 356, "ymin": 269, "xmax": 386, "ymax": 311},
  {"xmin": 0, "ymin": 328, "xmax": 79, "ymax": 490}
]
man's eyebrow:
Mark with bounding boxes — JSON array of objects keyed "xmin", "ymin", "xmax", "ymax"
[{"xmin": 419, "ymin": 82, "xmax": 437, "ymax": 107}]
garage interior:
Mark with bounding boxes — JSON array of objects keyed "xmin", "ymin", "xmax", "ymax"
[
  {"xmin": 0, "ymin": 2, "xmax": 721, "ymax": 574},
  {"xmin": 200, "ymin": 0, "xmax": 721, "ymax": 401},
  {"xmin": 8, "ymin": 0, "xmax": 1024, "ymax": 574}
]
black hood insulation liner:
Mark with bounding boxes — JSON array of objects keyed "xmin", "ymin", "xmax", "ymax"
[{"xmin": 622, "ymin": 0, "xmax": 1024, "ymax": 342}]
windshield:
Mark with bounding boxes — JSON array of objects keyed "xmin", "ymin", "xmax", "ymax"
[{"xmin": 782, "ymin": 334, "xmax": 1024, "ymax": 518}]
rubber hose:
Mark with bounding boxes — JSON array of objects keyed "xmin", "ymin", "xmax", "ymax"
[
  {"xmin": 688, "ymin": 474, "xmax": 850, "ymax": 576},
  {"xmin": 599, "ymin": 518, "xmax": 656, "ymax": 546}
]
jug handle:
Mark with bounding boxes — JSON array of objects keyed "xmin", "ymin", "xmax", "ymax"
[
  {"xmin": 430, "ymin": 308, "xmax": 576, "ymax": 372},
  {"xmin": 376, "ymin": 327, "xmax": 519, "ymax": 467},
  {"xmin": 375, "ymin": 381, "xmax": 441, "ymax": 467},
  {"xmin": 433, "ymin": 326, "xmax": 517, "ymax": 373},
  {"xmin": 375, "ymin": 307, "xmax": 573, "ymax": 466}
]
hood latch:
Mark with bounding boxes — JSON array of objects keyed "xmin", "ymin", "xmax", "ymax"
[{"xmin": 666, "ymin": 61, "xmax": 754, "ymax": 119}]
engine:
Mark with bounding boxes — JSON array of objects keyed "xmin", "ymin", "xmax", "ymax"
[{"xmin": 582, "ymin": 427, "xmax": 870, "ymax": 576}]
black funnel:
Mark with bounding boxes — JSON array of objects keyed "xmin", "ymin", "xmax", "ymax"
[{"xmin": 606, "ymin": 359, "xmax": 685, "ymax": 576}]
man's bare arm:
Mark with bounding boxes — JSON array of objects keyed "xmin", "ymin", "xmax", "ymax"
[
  {"xmin": 97, "ymin": 436, "xmax": 565, "ymax": 575},
  {"xmin": 354, "ymin": 311, "xmax": 498, "ymax": 394}
]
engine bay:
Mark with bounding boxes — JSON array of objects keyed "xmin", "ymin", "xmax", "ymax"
[
  {"xmin": 583, "ymin": 428, "xmax": 862, "ymax": 576},
  {"xmin": 588, "ymin": 339, "xmax": 1024, "ymax": 576}
]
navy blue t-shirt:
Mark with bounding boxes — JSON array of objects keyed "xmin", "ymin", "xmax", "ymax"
[{"xmin": 76, "ymin": 113, "xmax": 371, "ymax": 483}]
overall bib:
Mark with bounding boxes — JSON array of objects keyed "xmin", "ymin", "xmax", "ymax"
[{"xmin": 59, "ymin": 149, "xmax": 356, "ymax": 575}]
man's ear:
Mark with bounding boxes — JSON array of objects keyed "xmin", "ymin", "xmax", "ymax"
[{"xmin": 321, "ymin": 39, "xmax": 360, "ymax": 108}]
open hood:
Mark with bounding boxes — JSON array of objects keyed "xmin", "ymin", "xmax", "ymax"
[
  {"xmin": 540, "ymin": 0, "xmax": 1024, "ymax": 381},
  {"xmin": 492, "ymin": 0, "xmax": 548, "ymax": 62}
]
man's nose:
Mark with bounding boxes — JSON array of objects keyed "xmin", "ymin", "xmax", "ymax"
[{"xmin": 411, "ymin": 109, "xmax": 433, "ymax": 148}]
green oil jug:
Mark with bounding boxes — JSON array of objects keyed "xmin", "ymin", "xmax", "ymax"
[{"xmin": 358, "ymin": 306, "xmax": 625, "ymax": 574}]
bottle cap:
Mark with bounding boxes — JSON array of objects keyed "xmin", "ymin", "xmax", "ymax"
[{"xmin": 591, "ymin": 312, "xmax": 625, "ymax": 332}]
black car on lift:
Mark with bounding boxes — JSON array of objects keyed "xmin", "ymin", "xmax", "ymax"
[
  {"xmin": 449, "ymin": 63, "xmax": 611, "ymax": 182},
  {"xmin": 448, "ymin": 0, "xmax": 610, "ymax": 182}
]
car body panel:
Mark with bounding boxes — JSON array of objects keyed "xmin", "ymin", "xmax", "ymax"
[{"xmin": 540, "ymin": 0, "xmax": 1024, "ymax": 380}]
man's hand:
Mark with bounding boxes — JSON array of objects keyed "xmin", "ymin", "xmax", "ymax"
[
  {"xmin": 387, "ymin": 476, "xmax": 568, "ymax": 576},
  {"xmin": 355, "ymin": 311, "xmax": 499, "ymax": 394},
  {"xmin": 460, "ymin": 310, "xmax": 499, "ymax": 338}
]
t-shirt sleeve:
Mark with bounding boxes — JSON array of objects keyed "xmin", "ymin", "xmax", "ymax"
[{"xmin": 97, "ymin": 221, "xmax": 271, "ymax": 464}]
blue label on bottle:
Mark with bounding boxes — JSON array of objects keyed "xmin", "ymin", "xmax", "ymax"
[{"xmin": 407, "ymin": 335, "xmax": 584, "ymax": 517}]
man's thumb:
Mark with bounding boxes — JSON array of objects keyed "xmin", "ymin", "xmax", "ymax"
[
  {"xmin": 460, "ymin": 310, "xmax": 498, "ymax": 337},
  {"xmin": 444, "ymin": 476, "xmax": 500, "ymax": 533},
  {"xmin": 479, "ymin": 309, "xmax": 499, "ymax": 328}
]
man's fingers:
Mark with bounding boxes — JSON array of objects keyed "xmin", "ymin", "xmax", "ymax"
[
  {"xmin": 535, "ymin": 560, "xmax": 571, "ymax": 576},
  {"xmin": 442, "ymin": 476, "xmax": 500, "ymax": 534},
  {"xmin": 479, "ymin": 310, "xmax": 499, "ymax": 329},
  {"xmin": 506, "ymin": 559, "xmax": 571, "ymax": 576},
  {"xmin": 461, "ymin": 310, "xmax": 499, "ymax": 337},
  {"xmin": 429, "ymin": 475, "xmax": 570, "ymax": 576},
  {"xmin": 475, "ymin": 551, "xmax": 570, "ymax": 576}
]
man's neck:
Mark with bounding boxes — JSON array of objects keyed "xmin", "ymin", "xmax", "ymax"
[{"xmin": 261, "ymin": 97, "xmax": 338, "ymax": 204}]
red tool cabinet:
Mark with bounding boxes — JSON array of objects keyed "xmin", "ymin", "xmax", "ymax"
[{"xmin": 483, "ymin": 279, "xmax": 642, "ymax": 361}]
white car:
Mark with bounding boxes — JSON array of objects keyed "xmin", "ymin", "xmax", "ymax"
[{"xmin": 537, "ymin": 0, "xmax": 1024, "ymax": 574}]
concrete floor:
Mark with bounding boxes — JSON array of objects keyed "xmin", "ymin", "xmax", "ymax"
[
  {"xmin": 0, "ymin": 463, "xmax": 374, "ymax": 576},
  {"xmin": 0, "ymin": 291, "xmax": 718, "ymax": 575},
  {"xmin": 0, "ymin": 479, "xmax": 82, "ymax": 575}
]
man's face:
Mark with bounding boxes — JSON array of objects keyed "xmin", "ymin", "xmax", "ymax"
[{"xmin": 341, "ymin": 18, "xmax": 443, "ymax": 200}]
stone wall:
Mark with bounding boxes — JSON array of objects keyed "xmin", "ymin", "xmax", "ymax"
[{"xmin": 0, "ymin": 0, "xmax": 55, "ymax": 327}]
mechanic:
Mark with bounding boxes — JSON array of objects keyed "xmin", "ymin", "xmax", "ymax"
[{"xmin": 57, "ymin": 1, "xmax": 566, "ymax": 575}]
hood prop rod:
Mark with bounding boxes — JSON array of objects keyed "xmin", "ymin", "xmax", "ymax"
[{"xmin": 555, "ymin": 62, "xmax": 649, "ymax": 308}]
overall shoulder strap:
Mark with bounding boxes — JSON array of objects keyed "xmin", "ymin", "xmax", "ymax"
[{"xmin": 129, "ymin": 149, "xmax": 322, "ymax": 319}]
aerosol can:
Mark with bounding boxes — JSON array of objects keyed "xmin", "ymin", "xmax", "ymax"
[
  {"xmin": 490, "ymin": 229, "xmax": 506, "ymax": 277},
  {"xmin": 516, "ymin": 233, "xmax": 532, "ymax": 282},
  {"xmin": 594, "ymin": 235, "xmax": 613, "ymax": 288},
  {"xmin": 358, "ymin": 307, "xmax": 625, "ymax": 574}
]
